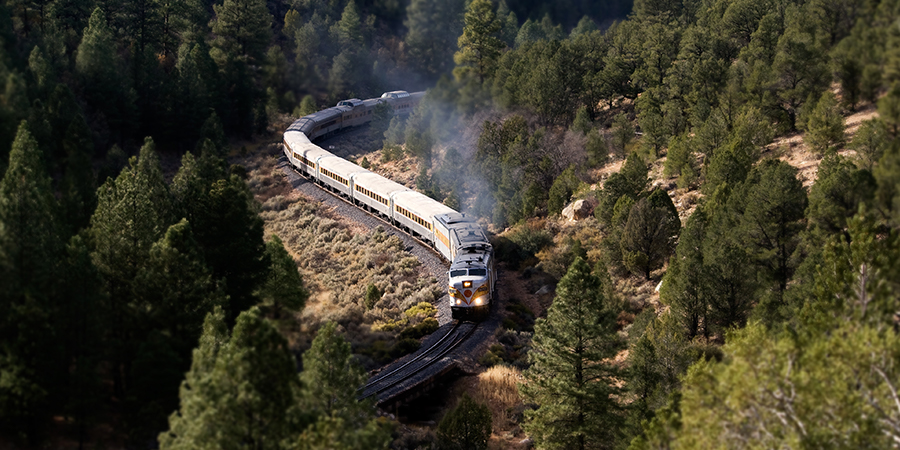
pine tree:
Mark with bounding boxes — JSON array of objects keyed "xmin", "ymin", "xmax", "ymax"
[
  {"xmin": 851, "ymin": 118, "xmax": 888, "ymax": 171},
  {"xmin": 89, "ymin": 137, "xmax": 174, "ymax": 398},
  {"xmin": 295, "ymin": 321, "xmax": 392, "ymax": 449},
  {"xmin": 521, "ymin": 257, "xmax": 623, "ymax": 450},
  {"xmin": 160, "ymin": 307, "xmax": 299, "ymax": 450},
  {"xmin": 620, "ymin": 189, "xmax": 681, "ymax": 280},
  {"xmin": 806, "ymin": 154, "xmax": 876, "ymax": 235},
  {"xmin": 660, "ymin": 205, "xmax": 711, "ymax": 339},
  {"xmin": 436, "ymin": 394, "xmax": 492, "ymax": 450},
  {"xmin": 0, "ymin": 121, "xmax": 63, "ymax": 442},
  {"xmin": 135, "ymin": 219, "xmax": 224, "ymax": 354},
  {"xmin": 802, "ymin": 90, "xmax": 845, "ymax": 154},
  {"xmin": 301, "ymin": 322, "xmax": 369, "ymax": 422},
  {"xmin": 737, "ymin": 159, "xmax": 807, "ymax": 295},
  {"xmin": 405, "ymin": 0, "xmax": 465, "ymax": 78},
  {"xmin": 190, "ymin": 175, "xmax": 268, "ymax": 320},
  {"xmin": 209, "ymin": 0, "xmax": 271, "ymax": 67},
  {"xmin": 256, "ymin": 235, "xmax": 308, "ymax": 321},
  {"xmin": 60, "ymin": 114, "xmax": 97, "ymax": 235},
  {"xmin": 453, "ymin": 0, "xmax": 503, "ymax": 84},
  {"xmin": 76, "ymin": 8, "xmax": 136, "ymax": 140}
]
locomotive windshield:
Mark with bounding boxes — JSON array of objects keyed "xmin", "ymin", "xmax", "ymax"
[{"xmin": 450, "ymin": 268, "xmax": 487, "ymax": 277}]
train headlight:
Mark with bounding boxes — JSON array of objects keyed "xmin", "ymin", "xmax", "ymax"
[
  {"xmin": 463, "ymin": 281, "xmax": 472, "ymax": 288},
  {"xmin": 455, "ymin": 299, "xmax": 461, "ymax": 305},
  {"xmin": 475, "ymin": 297, "xmax": 483, "ymax": 305}
]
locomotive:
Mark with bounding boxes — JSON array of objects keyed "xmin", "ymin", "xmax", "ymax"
[{"xmin": 282, "ymin": 91, "xmax": 494, "ymax": 321}]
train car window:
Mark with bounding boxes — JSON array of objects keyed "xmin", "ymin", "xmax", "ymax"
[
  {"xmin": 469, "ymin": 269, "xmax": 487, "ymax": 276},
  {"xmin": 450, "ymin": 270, "xmax": 467, "ymax": 277}
]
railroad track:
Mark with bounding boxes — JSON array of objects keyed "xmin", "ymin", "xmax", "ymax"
[
  {"xmin": 277, "ymin": 152, "xmax": 485, "ymax": 403},
  {"xmin": 359, "ymin": 321, "xmax": 478, "ymax": 402}
]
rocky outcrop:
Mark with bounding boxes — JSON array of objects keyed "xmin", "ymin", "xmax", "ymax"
[{"xmin": 561, "ymin": 199, "xmax": 592, "ymax": 221}]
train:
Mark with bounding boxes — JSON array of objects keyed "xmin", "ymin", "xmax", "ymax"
[{"xmin": 282, "ymin": 91, "xmax": 495, "ymax": 321}]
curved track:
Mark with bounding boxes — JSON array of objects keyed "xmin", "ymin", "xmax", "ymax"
[
  {"xmin": 277, "ymin": 142, "xmax": 501, "ymax": 406},
  {"xmin": 360, "ymin": 321, "xmax": 477, "ymax": 402}
]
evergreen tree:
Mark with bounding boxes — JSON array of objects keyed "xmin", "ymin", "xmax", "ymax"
[
  {"xmin": 159, "ymin": 307, "xmax": 298, "ymax": 449},
  {"xmin": 436, "ymin": 394, "xmax": 492, "ymax": 450},
  {"xmin": 209, "ymin": 0, "xmax": 271, "ymax": 66},
  {"xmin": 256, "ymin": 235, "xmax": 308, "ymax": 321},
  {"xmin": 596, "ymin": 151, "xmax": 648, "ymax": 226},
  {"xmin": 620, "ymin": 189, "xmax": 680, "ymax": 280},
  {"xmin": 521, "ymin": 257, "xmax": 623, "ymax": 450},
  {"xmin": 802, "ymin": 90, "xmax": 845, "ymax": 154},
  {"xmin": 210, "ymin": 0, "xmax": 272, "ymax": 132},
  {"xmin": 135, "ymin": 219, "xmax": 224, "ymax": 354},
  {"xmin": 89, "ymin": 137, "xmax": 173, "ymax": 398},
  {"xmin": 547, "ymin": 166, "xmax": 578, "ymax": 216},
  {"xmin": 61, "ymin": 234, "xmax": 103, "ymax": 449},
  {"xmin": 660, "ymin": 205, "xmax": 711, "ymax": 339},
  {"xmin": 851, "ymin": 118, "xmax": 888, "ymax": 171},
  {"xmin": 571, "ymin": 105, "xmax": 592, "ymax": 135},
  {"xmin": 806, "ymin": 154, "xmax": 876, "ymax": 235},
  {"xmin": 0, "ymin": 121, "xmax": 63, "ymax": 442},
  {"xmin": 405, "ymin": 0, "xmax": 464, "ymax": 78},
  {"xmin": 453, "ymin": 0, "xmax": 504, "ymax": 84},
  {"xmin": 297, "ymin": 322, "xmax": 391, "ymax": 449},
  {"xmin": 75, "ymin": 7, "xmax": 136, "ymax": 142},
  {"xmin": 189, "ymin": 175, "xmax": 268, "ymax": 320},
  {"xmin": 737, "ymin": 159, "xmax": 807, "ymax": 296}
]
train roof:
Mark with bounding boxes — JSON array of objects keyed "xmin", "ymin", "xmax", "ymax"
[
  {"xmin": 450, "ymin": 250, "xmax": 491, "ymax": 269},
  {"xmin": 352, "ymin": 172, "xmax": 409, "ymax": 194},
  {"xmin": 392, "ymin": 191, "xmax": 455, "ymax": 219},
  {"xmin": 288, "ymin": 141, "xmax": 334, "ymax": 161},
  {"xmin": 284, "ymin": 128, "xmax": 312, "ymax": 145},
  {"xmin": 380, "ymin": 90, "xmax": 410, "ymax": 99},
  {"xmin": 451, "ymin": 222, "xmax": 490, "ymax": 247},
  {"xmin": 435, "ymin": 212, "xmax": 475, "ymax": 226},
  {"xmin": 318, "ymin": 155, "xmax": 368, "ymax": 176},
  {"xmin": 305, "ymin": 106, "xmax": 345, "ymax": 123},
  {"xmin": 337, "ymin": 98, "xmax": 364, "ymax": 108}
]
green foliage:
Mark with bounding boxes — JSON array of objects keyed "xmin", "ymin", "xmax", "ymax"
[
  {"xmin": 675, "ymin": 321, "xmax": 900, "ymax": 449},
  {"xmin": 851, "ymin": 118, "xmax": 888, "ymax": 171},
  {"xmin": 548, "ymin": 166, "xmax": 579, "ymax": 215},
  {"xmin": 620, "ymin": 189, "xmax": 681, "ymax": 280},
  {"xmin": 405, "ymin": 0, "xmax": 464, "ymax": 78},
  {"xmin": 571, "ymin": 105, "xmax": 592, "ymax": 135},
  {"xmin": 660, "ymin": 205, "xmax": 711, "ymax": 339},
  {"xmin": 298, "ymin": 95, "xmax": 317, "ymax": 117},
  {"xmin": 436, "ymin": 394, "xmax": 492, "ymax": 450},
  {"xmin": 807, "ymin": 154, "xmax": 876, "ymax": 235},
  {"xmin": 801, "ymin": 90, "xmax": 845, "ymax": 154},
  {"xmin": 159, "ymin": 307, "xmax": 298, "ymax": 450},
  {"xmin": 364, "ymin": 284, "xmax": 381, "ymax": 310},
  {"xmin": 299, "ymin": 321, "xmax": 391, "ymax": 448},
  {"xmin": 0, "ymin": 121, "xmax": 63, "ymax": 441},
  {"xmin": 627, "ymin": 311, "xmax": 694, "ymax": 426},
  {"xmin": 596, "ymin": 151, "xmax": 648, "ymax": 226},
  {"xmin": 737, "ymin": 159, "xmax": 807, "ymax": 299},
  {"xmin": 586, "ymin": 129, "xmax": 609, "ymax": 167},
  {"xmin": 257, "ymin": 234, "xmax": 308, "ymax": 320},
  {"xmin": 453, "ymin": 0, "xmax": 504, "ymax": 84},
  {"xmin": 611, "ymin": 113, "xmax": 634, "ymax": 156},
  {"xmin": 664, "ymin": 133, "xmax": 697, "ymax": 189},
  {"xmin": 521, "ymin": 257, "xmax": 623, "ymax": 450}
]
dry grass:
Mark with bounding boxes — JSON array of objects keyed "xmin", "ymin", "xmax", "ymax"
[
  {"xmin": 239, "ymin": 143, "xmax": 443, "ymax": 367},
  {"xmin": 460, "ymin": 365, "xmax": 529, "ymax": 450}
]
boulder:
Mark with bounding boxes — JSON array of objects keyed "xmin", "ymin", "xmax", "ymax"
[{"xmin": 562, "ymin": 199, "xmax": 592, "ymax": 221}]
